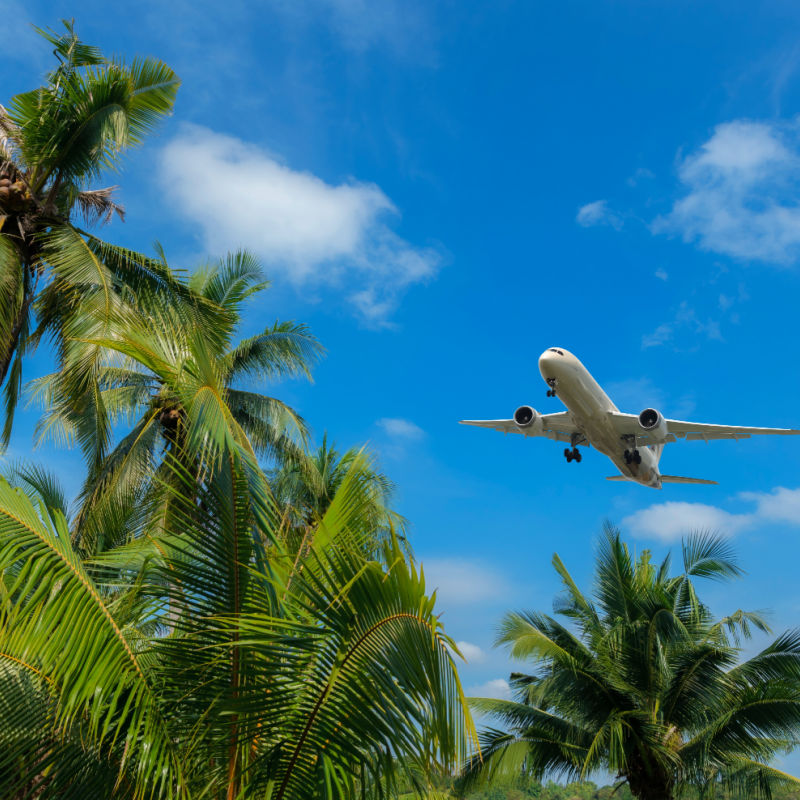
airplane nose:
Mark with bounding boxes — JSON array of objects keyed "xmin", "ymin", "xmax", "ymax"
[{"xmin": 539, "ymin": 349, "xmax": 555, "ymax": 378}]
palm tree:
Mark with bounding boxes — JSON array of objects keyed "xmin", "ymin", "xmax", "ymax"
[
  {"xmin": 0, "ymin": 446, "xmax": 476, "ymax": 799},
  {"xmin": 271, "ymin": 433, "xmax": 407, "ymax": 556},
  {"xmin": 33, "ymin": 250, "xmax": 322, "ymax": 553},
  {"xmin": 0, "ymin": 19, "xmax": 180, "ymax": 444},
  {"xmin": 463, "ymin": 526, "xmax": 800, "ymax": 800}
]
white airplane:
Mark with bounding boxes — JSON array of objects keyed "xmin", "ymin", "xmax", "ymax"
[{"xmin": 460, "ymin": 347, "xmax": 800, "ymax": 489}]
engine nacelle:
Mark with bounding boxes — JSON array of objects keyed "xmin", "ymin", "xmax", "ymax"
[
  {"xmin": 638, "ymin": 407, "xmax": 668, "ymax": 440},
  {"xmin": 513, "ymin": 405, "xmax": 541, "ymax": 430}
]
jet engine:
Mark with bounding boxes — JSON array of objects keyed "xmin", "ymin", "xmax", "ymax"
[
  {"xmin": 638, "ymin": 407, "xmax": 668, "ymax": 440},
  {"xmin": 514, "ymin": 405, "xmax": 540, "ymax": 428}
]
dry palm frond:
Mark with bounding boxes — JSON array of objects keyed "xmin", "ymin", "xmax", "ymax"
[
  {"xmin": 76, "ymin": 186, "xmax": 126, "ymax": 225},
  {"xmin": 0, "ymin": 105, "xmax": 20, "ymax": 163}
]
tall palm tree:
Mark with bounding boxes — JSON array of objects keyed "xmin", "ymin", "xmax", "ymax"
[
  {"xmin": 0, "ymin": 447, "xmax": 476, "ymax": 799},
  {"xmin": 463, "ymin": 526, "xmax": 800, "ymax": 800},
  {"xmin": 0, "ymin": 19, "xmax": 180, "ymax": 444},
  {"xmin": 33, "ymin": 250, "xmax": 322, "ymax": 553}
]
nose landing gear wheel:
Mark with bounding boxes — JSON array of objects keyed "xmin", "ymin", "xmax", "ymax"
[{"xmin": 546, "ymin": 379, "xmax": 557, "ymax": 398}]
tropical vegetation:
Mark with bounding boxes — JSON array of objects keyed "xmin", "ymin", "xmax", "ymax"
[
  {"xmin": 0, "ymin": 23, "xmax": 475, "ymax": 800},
  {"xmin": 464, "ymin": 526, "xmax": 800, "ymax": 800}
]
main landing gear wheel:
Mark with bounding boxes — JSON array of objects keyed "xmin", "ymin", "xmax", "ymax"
[
  {"xmin": 564, "ymin": 447, "xmax": 582, "ymax": 463},
  {"xmin": 624, "ymin": 449, "xmax": 642, "ymax": 465}
]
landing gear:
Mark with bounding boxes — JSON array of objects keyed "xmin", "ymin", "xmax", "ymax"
[
  {"xmin": 624, "ymin": 449, "xmax": 642, "ymax": 465},
  {"xmin": 546, "ymin": 378, "xmax": 557, "ymax": 398},
  {"xmin": 564, "ymin": 447, "xmax": 582, "ymax": 463}
]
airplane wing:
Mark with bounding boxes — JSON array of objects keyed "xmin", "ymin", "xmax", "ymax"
[
  {"xmin": 459, "ymin": 412, "xmax": 586, "ymax": 445},
  {"xmin": 609, "ymin": 412, "xmax": 800, "ymax": 444}
]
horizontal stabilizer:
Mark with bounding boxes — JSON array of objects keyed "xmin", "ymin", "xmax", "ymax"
[
  {"xmin": 660, "ymin": 475, "xmax": 717, "ymax": 485},
  {"xmin": 606, "ymin": 475, "xmax": 717, "ymax": 485}
]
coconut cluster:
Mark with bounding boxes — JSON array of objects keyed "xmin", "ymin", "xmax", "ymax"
[{"xmin": 0, "ymin": 175, "xmax": 31, "ymax": 211}]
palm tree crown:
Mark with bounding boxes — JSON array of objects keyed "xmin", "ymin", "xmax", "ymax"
[
  {"xmin": 34, "ymin": 250, "xmax": 322, "ymax": 554},
  {"xmin": 0, "ymin": 19, "xmax": 180, "ymax": 443},
  {"xmin": 465, "ymin": 525, "xmax": 800, "ymax": 800}
]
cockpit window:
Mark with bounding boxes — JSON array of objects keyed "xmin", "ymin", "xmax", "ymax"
[{"xmin": 548, "ymin": 348, "xmax": 564, "ymax": 355}]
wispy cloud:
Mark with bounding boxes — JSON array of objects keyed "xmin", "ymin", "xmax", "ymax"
[
  {"xmin": 603, "ymin": 377, "xmax": 697, "ymax": 419},
  {"xmin": 627, "ymin": 167, "xmax": 655, "ymax": 187},
  {"xmin": 159, "ymin": 124, "xmax": 440, "ymax": 323},
  {"xmin": 655, "ymin": 268, "xmax": 669, "ymax": 281},
  {"xmin": 576, "ymin": 199, "xmax": 623, "ymax": 230},
  {"xmin": 622, "ymin": 487, "xmax": 800, "ymax": 543},
  {"xmin": 421, "ymin": 558, "xmax": 508, "ymax": 608},
  {"xmin": 654, "ymin": 119, "xmax": 800, "ymax": 264},
  {"xmin": 376, "ymin": 417, "xmax": 425, "ymax": 440},
  {"xmin": 605, "ymin": 378, "xmax": 666, "ymax": 413},
  {"xmin": 641, "ymin": 302, "xmax": 723, "ymax": 349},
  {"xmin": 269, "ymin": 0, "xmax": 434, "ymax": 57},
  {"xmin": 0, "ymin": 3, "xmax": 43, "ymax": 60}
]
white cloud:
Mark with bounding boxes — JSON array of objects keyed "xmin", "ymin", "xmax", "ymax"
[
  {"xmin": 622, "ymin": 501, "xmax": 752, "ymax": 543},
  {"xmin": 468, "ymin": 678, "xmax": 511, "ymax": 700},
  {"xmin": 159, "ymin": 124, "xmax": 440, "ymax": 322},
  {"xmin": 739, "ymin": 487, "xmax": 800, "ymax": 525},
  {"xmin": 376, "ymin": 417, "xmax": 425, "ymax": 440},
  {"xmin": 623, "ymin": 488, "xmax": 800, "ymax": 543},
  {"xmin": 654, "ymin": 119, "xmax": 800, "ymax": 264},
  {"xmin": 455, "ymin": 641, "xmax": 486, "ymax": 663},
  {"xmin": 421, "ymin": 558, "xmax": 508, "ymax": 607},
  {"xmin": 576, "ymin": 199, "xmax": 623, "ymax": 230},
  {"xmin": 655, "ymin": 268, "xmax": 669, "ymax": 281}
]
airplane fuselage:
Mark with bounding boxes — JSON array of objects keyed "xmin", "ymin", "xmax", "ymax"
[{"xmin": 538, "ymin": 348, "xmax": 663, "ymax": 488}]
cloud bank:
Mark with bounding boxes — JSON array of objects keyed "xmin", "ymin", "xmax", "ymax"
[
  {"xmin": 654, "ymin": 119, "xmax": 800, "ymax": 264},
  {"xmin": 160, "ymin": 124, "xmax": 440, "ymax": 322}
]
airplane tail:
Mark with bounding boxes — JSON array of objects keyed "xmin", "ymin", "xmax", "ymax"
[{"xmin": 606, "ymin": 474, "xmax": 717, "ymax": 485}]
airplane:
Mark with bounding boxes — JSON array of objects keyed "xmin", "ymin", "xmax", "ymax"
[{"xmin": 460, "ymin": 347, "xmax": 800, "ymax": 489}]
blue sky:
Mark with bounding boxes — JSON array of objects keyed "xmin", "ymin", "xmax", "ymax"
[{"xmin": 7, "ymin": 0, "xmax": 800, "ymax": 775}]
